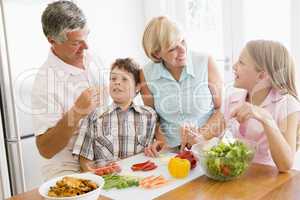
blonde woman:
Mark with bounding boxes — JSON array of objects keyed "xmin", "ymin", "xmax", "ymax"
[
  {"xmin": 140, "ymin": 16, "xmax": 223, "ymax": 156},
  {"xmin": 184, "ymin": 40, "xmax": 300, "ymax": 172}
]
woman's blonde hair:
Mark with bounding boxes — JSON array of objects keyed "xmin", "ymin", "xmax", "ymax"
[
  {"xmin": 142, "ymin": 16, "xmax": 183, "ymax": 62},
  {"xmin": 245, "ymin": 40, "xmax": 298, "ymax": 100}
]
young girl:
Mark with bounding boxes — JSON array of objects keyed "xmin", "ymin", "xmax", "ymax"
[{"xmin": 183, "ymin": 40, "xmax": 300, "ymax": 172}]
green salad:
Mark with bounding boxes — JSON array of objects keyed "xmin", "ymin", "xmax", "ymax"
[{"xmin": 202, "ymin": 140, "xmax": 254, "ymax": 181}]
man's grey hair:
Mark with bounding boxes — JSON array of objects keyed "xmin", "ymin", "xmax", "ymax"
[{"xmin": 41, "ymin": 0, "xmax": 86, "ymax": 43}]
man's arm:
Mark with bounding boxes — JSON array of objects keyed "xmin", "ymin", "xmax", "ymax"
[
  {"xmin": 36, "ymin": 108, "xmax": 82, "ymax": 159},
  {"xmin": 36, "ymin": 87, "xmax": 102, "ymax": 159}
]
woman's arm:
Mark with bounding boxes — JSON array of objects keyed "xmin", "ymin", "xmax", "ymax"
[
  {"xmin": 208, "ymin": 56, "xmax": 223, "ymax": 109},
  {"xmin": 196, "ymin": 56, "xmax": 225, "ymax": 139},
  {"xmin": 139, "ymin": 70, "xmax": 154, "ymax": 108},
  {"xmin": 140, "ymin": 70, "xmax": 168, "ymax": 156}
]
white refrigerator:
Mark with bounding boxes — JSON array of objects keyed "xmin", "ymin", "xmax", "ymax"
[{"xmin": 0, "ymin": 0, "xmax": 48, "ymax": 198}]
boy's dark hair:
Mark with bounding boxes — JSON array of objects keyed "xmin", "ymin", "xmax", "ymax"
[{"xmin": 111, "ymin": 58, "xmax": 141, "ymax": 85}]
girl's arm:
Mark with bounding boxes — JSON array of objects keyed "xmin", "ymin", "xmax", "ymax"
[
  {"xmin": 263, "ymin": 112, "xmax": 298, "ymax": 172},
  {"xmin": 231, "ymin": 103, "xmax": 299, "ymax": 172}
]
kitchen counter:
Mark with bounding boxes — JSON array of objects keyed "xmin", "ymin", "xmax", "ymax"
[{"xmin": 7, "ymin": 163, "xmax": 300, "ymax": 200}]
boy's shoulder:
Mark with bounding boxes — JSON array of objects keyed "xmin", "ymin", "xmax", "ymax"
[
  {"xmin": 134, "ymin": 104, "xmax": 157, "ymax": 117},
  {"xmin": 87, "ymin": 105, "xmax": 114, "ymax": 121}
]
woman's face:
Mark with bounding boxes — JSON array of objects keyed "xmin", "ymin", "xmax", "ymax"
[
  {"xmin": 159, "ymin": 38, "xmax": 187, "ymax": 69},
  {"xmin": 232, "ymin": 48, "xmax": 261, "ymax": 92}
]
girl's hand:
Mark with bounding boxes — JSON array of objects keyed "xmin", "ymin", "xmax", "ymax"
[{"xmin": 230, "ymin": 102, "xmax": 272, "ymax": 123}]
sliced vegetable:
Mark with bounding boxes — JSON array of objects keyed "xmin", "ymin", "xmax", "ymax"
[
  {"xmin": 92, "ymin": 162, "xmax": 121, "ymax": 176},
  {"xmin": 131, "ymin": 161, "xmax": 157, "ymax": 171},
  {"xmin": 175, "ymin": 150, "xmax": 197, "ymax": 169},
  {"xmin": 139, "ymin": 175, "xmax": 169, "ymax": 189},
  {"xmin": 102, "ymin": 174, "xmax": 139, "ymax": 190}
]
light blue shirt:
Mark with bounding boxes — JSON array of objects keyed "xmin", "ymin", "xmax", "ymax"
[{"xmin": 143, "ymin": 51, "xmax": 214, "ymax": 147}]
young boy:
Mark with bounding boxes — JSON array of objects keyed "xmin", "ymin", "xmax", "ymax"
[{"xmin": 72, "ymin": 58, "xmax": 157, "ymax": 171}]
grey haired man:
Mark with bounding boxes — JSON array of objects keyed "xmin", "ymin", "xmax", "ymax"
[{"xmin": 32, "ymin": 0, "xmax": 109, "ymax": 179}]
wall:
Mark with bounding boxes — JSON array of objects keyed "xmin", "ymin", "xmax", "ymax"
[{"xmin": 291, "ymin": 0, "xmax": 300, "ymax": 93}]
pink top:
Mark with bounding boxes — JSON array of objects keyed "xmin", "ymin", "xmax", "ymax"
[{"xmin": 223, "ymin": 88, "xmax": 300, "ymax": 166}]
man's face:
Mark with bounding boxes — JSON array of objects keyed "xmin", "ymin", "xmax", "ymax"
[{"xmin": 50, "ymin": 26, "xmax": 89, "ymax": 66}]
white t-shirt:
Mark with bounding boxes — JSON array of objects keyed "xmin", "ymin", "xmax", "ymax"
[{"xmin": 32, "ymin": 50, "xmax": 109, "ymax": 180}]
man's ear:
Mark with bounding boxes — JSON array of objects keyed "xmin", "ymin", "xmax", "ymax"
[{"xmin": 47, "ymin": 37, "xmax": 57, "ymax": 45}]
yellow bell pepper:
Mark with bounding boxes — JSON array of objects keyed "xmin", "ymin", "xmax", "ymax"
[{"xmin": 168, "ymin": 157, "xmax": 190, "ymax": 178}]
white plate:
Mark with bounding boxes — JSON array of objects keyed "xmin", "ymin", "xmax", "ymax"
[{"xmin": 38, "ymin": 173, "xmax": 104, "ymax": 200}]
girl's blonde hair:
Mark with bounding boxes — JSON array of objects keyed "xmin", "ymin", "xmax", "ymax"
[
  {"xmin": 245, "ymin": 40, "xmax": 298, "ymax": 100},
  {"xmin": 142, "ymin": 16, "xmax": 183, "ymax": 62}
]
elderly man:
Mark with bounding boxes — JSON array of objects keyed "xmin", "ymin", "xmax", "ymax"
[{"xmin": 32, "ymin": 0, "xmax": 109, "ymax": 179}]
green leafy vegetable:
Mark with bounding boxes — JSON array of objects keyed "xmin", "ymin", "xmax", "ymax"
[{"xmin": 202, "ymin": 140, "xmax": 254, "ymax": 181}]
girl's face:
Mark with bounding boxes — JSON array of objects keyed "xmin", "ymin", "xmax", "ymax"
[
  {"xmin": 233, "ymin": 48, "xmax": 262, "ymax": 92},
  {"xmin": 158, "ymin": 38, "xmax": 187, "ymax": 69}
]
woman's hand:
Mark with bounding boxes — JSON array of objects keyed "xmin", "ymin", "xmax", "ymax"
[
  {"xmin": 144, "ymin": 140, "xmax": 167, "ymax": 157},
  {"xmin": 230, "ymin": 102, "xmax": 273, "ymax": 124},
  {"xmin": 180, "ymin": 124, "xmax": 201, "ymax": 151}
]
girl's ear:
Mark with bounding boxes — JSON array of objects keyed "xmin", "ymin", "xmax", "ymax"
[{"xmin": 258, "ymin": 70, "xmax": 269, "ymax": 80}]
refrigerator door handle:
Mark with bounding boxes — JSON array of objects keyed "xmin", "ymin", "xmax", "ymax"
[{"xmin": 6, "ymin": 137, "xmax": 18, "ymax": 143}]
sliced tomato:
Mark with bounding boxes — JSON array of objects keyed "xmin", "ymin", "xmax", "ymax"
[{"xmin": 221, "ymin": 165, "xmax": 230, "ymax": 176}]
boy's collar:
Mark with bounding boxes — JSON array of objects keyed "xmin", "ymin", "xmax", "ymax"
[{"xmin": 107, "ymin": 102, "xmax": 143, "ymax": 114}]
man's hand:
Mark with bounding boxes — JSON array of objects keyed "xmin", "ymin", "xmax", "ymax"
[
  {"xmin": 144, "ymin": 140, "xmax": 167, "ymax": 157},
  {"xmin": 72, "ymin": 87, "xmax": 102, "ymax": 119}
]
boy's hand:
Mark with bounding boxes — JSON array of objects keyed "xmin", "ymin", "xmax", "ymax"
[
  {"xmin": 79, "ymin": 156, "xmax": 94, "ymax": 172},
  {"xmin": 144, "ymin": 140, "xmax": 166, "ymax": 157}
]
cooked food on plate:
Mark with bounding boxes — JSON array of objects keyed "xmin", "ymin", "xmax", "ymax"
[{"xmin": 47, "ymin": 176, "xmax": 98, "ymax": 197}]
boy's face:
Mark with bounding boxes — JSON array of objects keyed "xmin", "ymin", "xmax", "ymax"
[{"xmin": 109, "ymin": 68, "xmax": 138, "ymax": 105}]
